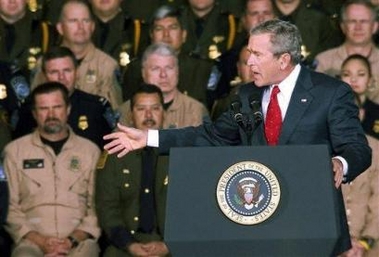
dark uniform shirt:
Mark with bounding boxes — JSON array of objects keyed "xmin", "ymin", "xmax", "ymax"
[
  {"xmin": 0, "ymin": 11, "xmax": 58, "ymax": 79},
  {"xmin": 274, "ymin": 1, "xmax": 343, "ymax": 68},
  {"xmin": 362, "ymin": 98, "xmax": 379, "ymax": 140},
  {"xmin": 180, "ymin": 2, "xmax": 237, "ymax": 61},
  {"xmin": 92, "ymin": 11, "xmax": 150, "ymax": 70},
  {"xmin": 13, "ymin": 89, "xmax": 116, "ymax": 149},
  {"xmin": 96, "ymin": 149, "xmax": 169, "ymax": 256},
  {"xmin": 0, "ymin": 61, "xmax": 30, "ymax": 130}
]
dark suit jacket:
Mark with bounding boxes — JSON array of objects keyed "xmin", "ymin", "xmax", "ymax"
[{"xmin": 158, "ymin": 66, "xmax": 372, "ymax": 255}]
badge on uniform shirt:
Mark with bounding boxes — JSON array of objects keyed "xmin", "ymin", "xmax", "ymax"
[
  {"xmin": 119, "ymin": 52, "xmax": 131, "ymax": 67},
  {"xmin": 28, "ymin": 56, "xmax": 37, "ymax": 70},
  {"xmin": 28, "ymin": 0, "xmax": 38, "ymax": 12},
  {"xmin": 29, "ymin": 47, "xmax": 41, "ymax": 56},
  {"xmin": 23, "ymin": 159, "xmax": 44, "ymax": 169},
  {"xmin": 209, "ymin": 45, "xmax": 221, "ymax": 60},
  {"xmin": 85, "ymin": 70, "xmax": 97, "ymax": 84},
  {"xmin": 70, "ymin": 157, "xmax": 80, "ymax": 172},
  {"xmin": 301, "ymin": 45, "xmax": 311, "ymax": 60},
  {"xmin": 78, "ymin": 115, "xmax": 88, "ymax": 130},
  {"xmin": 0, "ymin": 84, "xmax": 7, "ymax": 99},
  {"xmin": 373, "ymin": 120, "xmax": 379, "ymax": 133}
]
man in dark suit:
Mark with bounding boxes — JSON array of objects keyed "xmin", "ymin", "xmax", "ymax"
[{"xmin": 103, "ymin": 19, "xmax": 372, "ymax": 256}]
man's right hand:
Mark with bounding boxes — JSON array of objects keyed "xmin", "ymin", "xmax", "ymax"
[
  {"xmin": 104, "ymin": 123, "xmax": 148, "ymax": 158},
  {"xmin": 25, "ymin": 231, "xmax": 68, "ymax": 255}
]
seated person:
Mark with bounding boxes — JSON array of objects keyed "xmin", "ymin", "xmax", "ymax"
[
  {"xmin": 339, "ymin": 54, "xmax": 379, "ymax": 257},
  {"xmin": 3, "ymin": 82, "xmax": 101, "ymax": 257},
  {"xmin": 96, "ymin": 83, "xmax": 170, "ymax": 257},
  {"xmin": 119, "ymin": 43, "xmax": 208, "ymax": 129}
]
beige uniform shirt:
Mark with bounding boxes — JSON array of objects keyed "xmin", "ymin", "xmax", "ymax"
[
  {"xmin": 342, "ymin": 135, "xmax": 379, "ymax": 256},
  {"xmin": 32, "ymin": 43, "xmax": 122, "ymax": 108},
  {"xmin": 315, "ymin": 44, "xmax": 379, "ymax": 104},
  {"xmin": 118, "ymin": 91, "xmax": 208, "ymax": 129},
  {"xmin": 3, "ymin": 128, "xmax": 101, "ymax": 243}
]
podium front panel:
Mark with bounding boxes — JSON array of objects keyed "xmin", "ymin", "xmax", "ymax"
[{"xmin": 165, "ymin": 145, "xmax": 340, "ymax": 257}]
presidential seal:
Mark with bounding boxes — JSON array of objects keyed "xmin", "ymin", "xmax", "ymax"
[{"xmin": 216, "ymin": 161, "xmax": 281, "ymax": 225}]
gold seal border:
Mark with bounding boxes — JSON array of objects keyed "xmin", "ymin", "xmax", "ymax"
[{"xmin": 216, "ymin": 161, "xmax": 281, "ymax": 225}]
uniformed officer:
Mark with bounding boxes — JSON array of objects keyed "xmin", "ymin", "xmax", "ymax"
[
  {"xmin": 89, "ymin": 0, "xmax": 150, "ymax": 70},
  {"xmin": 32, "ymin": 0, "xmax": 122, "ymax": 109},
  {"xmin": 273, "ymin": 0, "xmax": 344, "ymax": 68},
  {"xmin": 122, "ymin": 5, "xmax": 215, "ymax": 109},
  {"xmin": 4, "ymin": 82, "xmax": 101, "ymax": 257},
  {"xmin": 216, "ymin": 0, "xmax": 277, "ymax": 107},
  {"xmin": 0, "ymin": 0, "xmax": 57, "ymax": 81},
  {"xmin": 179, "ymin": 0, "xmax": 238, "ymax": 60},
  {"xmin": 96, "ymin": 83, "xmax": 170, "ymax": 257},
  {"xmin": 14, "ymin": 47, "xmax": 117, "ymax": 149}
]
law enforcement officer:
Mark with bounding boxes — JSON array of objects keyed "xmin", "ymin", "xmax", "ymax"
[
  {"xmin": 14, "ymin": 46, "xmax": 117, "ymax": 149},
  {"xmin": 273, "ymin": 0, "xmax": 344, "ymax": 68},
  {"xmin": 216, "ymin": 0, "xmax": 277, "ymax": 107},
  {"xmin": 89, "ymin": 0, "xmax": 150, "ymax": 70},
  {"xmin": 4, "ymin": 82, "xmax": 101, "ymax": 257},
  {"xmin": 179, "ymin": 0, "xmax": 238, "ymax": 60},
  {"xmin": 119, "ymin": 43, "xmax": 208, "ymax": 129},
  {"xmin": 32, "ymin": 0, "xmax": 122, "ymax": 109},
  {"xmin": 0, "ymin": 0, "xmax": 57, "ymax": 81},
  {"xmin": 122, "ymin": 5, "xmax": 215, "ymax": 109},
  {"xmin": 96, "ymin": 83, "xmax": 170, "ymax": 257}
]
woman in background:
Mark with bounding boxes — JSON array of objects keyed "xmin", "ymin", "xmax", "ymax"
[{"xmin": 339, "ymin": 54, "xmax": 379, "ymax": 257}]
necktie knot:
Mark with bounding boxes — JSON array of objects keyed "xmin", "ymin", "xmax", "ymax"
[
  {"xmin": 265, "ymin": 85, "xmax": 282, "ymax": 146},
  {"xmin": 271, "ymin": 85, "xmax": 280, "ymax": 97}
]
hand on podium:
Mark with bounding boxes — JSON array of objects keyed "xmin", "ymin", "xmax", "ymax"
[{"xmin": 104, "ymin": 123, "xmax": 148, "ymax": 157}]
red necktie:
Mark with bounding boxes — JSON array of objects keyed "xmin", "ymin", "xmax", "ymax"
[{"xmin": 265, "ymin": 86, "xmax": 282, "ymax": 145}]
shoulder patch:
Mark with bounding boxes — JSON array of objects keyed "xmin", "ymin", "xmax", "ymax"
[{"xmin": 96, "ymin": 150, "xmax": 108, "ymax": 170}]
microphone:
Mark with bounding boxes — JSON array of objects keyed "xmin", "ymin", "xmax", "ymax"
[
  {"xmin": 230, "ymin": 95, "xmax": 245, "ymax": 129},
  {"xmin": 248, "ymin": 92, "xmax": 263, "ymax": 126}
]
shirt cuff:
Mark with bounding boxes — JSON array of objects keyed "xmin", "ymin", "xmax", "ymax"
[
  {"xmin": 147, "ymin": 130, "xmax": 159, "ymax": 147},
  {"xmin": 332, "ymin": 156, "xmax": 348, "ymax": 175}
]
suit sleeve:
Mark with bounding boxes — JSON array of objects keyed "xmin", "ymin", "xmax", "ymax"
[{"xmin": 328, "ymin": 83, "xmax": 372, "ymax": 182}]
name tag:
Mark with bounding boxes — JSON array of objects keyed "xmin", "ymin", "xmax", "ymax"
[{"xmin": 23, "ymin": 159, "xmax": 44, "ymax": 169}]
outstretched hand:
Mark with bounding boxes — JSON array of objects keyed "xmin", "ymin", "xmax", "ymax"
[{"xmin": 103, "ymin": 123, "xmax": 148, "ymax": 158}]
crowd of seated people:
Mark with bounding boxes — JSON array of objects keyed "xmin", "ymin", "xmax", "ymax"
[{"xmin": 0, "ymin": 0, "xmax": 378, "ymax": 256}]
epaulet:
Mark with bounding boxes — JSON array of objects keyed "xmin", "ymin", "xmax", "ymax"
[
  {"xmin": 133, "ymin": 19, "xmax": 141, "ymax": 56},
  {"xmin": 96, "ymin": 150, "xmax": 108, "ymax": 170},
  {"xmin": 227, "ymin": 13, "xmax": 236, "ymax": 50}
]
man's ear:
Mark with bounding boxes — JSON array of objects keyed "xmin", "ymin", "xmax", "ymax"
[{"xmin": 56, "ymin": 22, "xmax": 63, "ymax": 36}]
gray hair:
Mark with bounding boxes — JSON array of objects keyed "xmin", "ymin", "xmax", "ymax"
[
  {"xmin": 141, "ymin": 43, "xmax": 178, "ymax": 67},
  {"xmin": 150, "ymin": 5, "xmax": 185, "ymax": 30},
  {"xmin": 340, "ymin": 0, "xmax": 377, "ymax": 22},
  {"xmin": 250, "ymin": 19, "xmax": 302, "ymax": 65}
]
